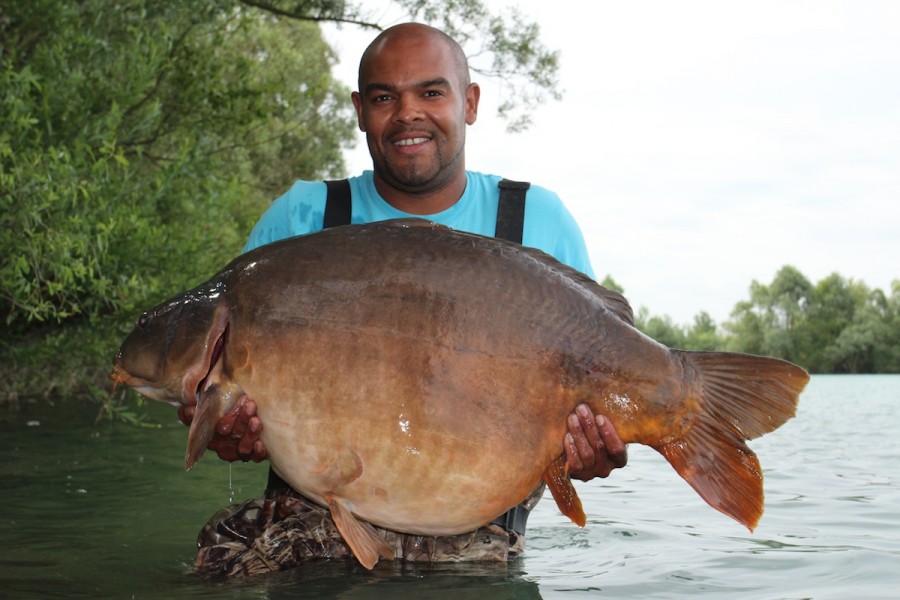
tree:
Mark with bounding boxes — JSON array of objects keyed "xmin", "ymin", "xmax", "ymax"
[
  {"xmin": 635, "ymin": 308, "xmax": 686, "ymax": 349},
  {"xmin": 684, "ymin": 311, "xmax": 725, "ymax": 351},
  {"xmin": 239, "ymin": 0, "xmax": 562, "ymax": 132},
  {"xmin": 724, "ymin": 266, "xmax": 812, "ymax": 364},
  {"xmin": 875, "ymin": 281, "xmax": 900, "ymax": 372},
  {"xmin": 1, "ymin": 0, "xmax": 356, "ymax": 402},
  {"xmin": 0, "ymin": 0, "xmax": 564, "ymax": 404},
  {"xmin": 801, "ymin": 274, "xmax": 864, "ymax": 371},
  {"xmin": 599, "ymin": 274, "xmax": 624, "ymax": 294},
  {"xmin": 825, "ymin": 283, "xmax": 900, "ymax": 373}
]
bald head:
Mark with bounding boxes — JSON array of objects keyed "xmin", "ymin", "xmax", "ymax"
[{"xmin": 358, "ymin": 23, "xmax": 471, "ymax": 91}]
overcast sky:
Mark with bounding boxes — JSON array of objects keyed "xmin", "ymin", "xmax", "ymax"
[{"xmin": 323, "ymin": 0, "xmax": 900, "ymax": 325}]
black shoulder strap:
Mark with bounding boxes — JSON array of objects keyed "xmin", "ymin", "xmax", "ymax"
[
  {"xmin": 325, "ymin": 177, "xmax": 529, "ymax": 241},
  {"xmin": 323, "ymin": 179, "xmax": 352, "ymax": 229},
  {"xmin": 495, "ymin": 178, "xmax": 530, "ymax": 244},
  {"xmin": 491, "ymin": 177, "xmax": 533, "ymax": 536}
]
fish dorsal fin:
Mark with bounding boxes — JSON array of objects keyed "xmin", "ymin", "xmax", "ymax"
[
  {"xmin": 542, "ymin": 454, "xmax": 586, "ymax": 527},
  {"xmin": 384, "ymin": 217, "xmax": 449, "ymax": 231},
  {"xmin": 327, "ymin": 494, "xmax": 394, "ymax": 569},
  {"xmin": 590, "ymin": 283, "xmax": 634, "ymax": 325}
]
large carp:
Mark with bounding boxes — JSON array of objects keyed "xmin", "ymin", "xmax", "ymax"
[{"xmin": 110, "ymin": 219, "xmax": 808, "ymax": 569}]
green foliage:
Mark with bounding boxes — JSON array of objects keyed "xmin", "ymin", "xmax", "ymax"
[
  {"xmin": 623, "ymin": 267, "xmax": 897, "ymax": 372},
  {"xmin": 1, "ymin": 0, "xmax": 355, "ymax": 403},
  {"xmin": 0, "ymin": 0, "xmax": 567, "ymax": 408},
  {"xmin": 684, "ymin": 311, "xmax": 725, "ymax": 351},
  {"xmin": 635, "ymin": 308, "xmax": 686, "ymax": 349},
  {"xmin": 599, "ymin": 274, "xmax": 624, "ymax": 294},
  {"xmin": 395, "ymin": 0, "xmax": 561, "ymax": 132},
  {"xmin": 236, "ymin": 0, "xmax": 563, "ymax": 132},
  {"xmin": 723, "ymin": 268, "xmax": 899, "ymax": 373}
]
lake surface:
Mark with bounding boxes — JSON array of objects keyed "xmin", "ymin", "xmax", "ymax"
[{"xmin": 1, "ymin": 375, "xmax": 898, "ymax": 599}]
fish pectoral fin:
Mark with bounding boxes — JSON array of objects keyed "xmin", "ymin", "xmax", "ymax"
[
  {"xmin": 326, "ymin": 493, "xmax": 393, "ymax": 569},
  {"xmin": 184, "ymin": 383, "xmax": 241, "ymax": 470},
  {"xmin": 542, "ymin": 454, "xmax": 586, "ymax": 527}
]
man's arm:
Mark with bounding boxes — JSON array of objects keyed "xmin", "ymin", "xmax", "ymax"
[{"xmin": 181, "ymin": 401, "xmax": 627, "ymax": 480}]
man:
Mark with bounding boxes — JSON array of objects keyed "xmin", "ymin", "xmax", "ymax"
[{"xmin": 182, "ymin": 22, "xmax": 627, "ymax": 577}]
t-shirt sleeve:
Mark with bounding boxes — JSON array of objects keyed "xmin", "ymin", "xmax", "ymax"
[
  {"xmin": 242, "ymin": 180, "xmax": 328, "ymax": 253},
  {"xmin": 521, "ymin": 185, "xmax": 596, "ymax": 278}
]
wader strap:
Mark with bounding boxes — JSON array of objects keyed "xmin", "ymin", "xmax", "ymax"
[
  {"xmin": 266, "ymin": 179, "xmax": 349, "ymax": 497},
  {"xmin": 491, "ymin": 504, "xmax": 531, "ymax": 537},
  {"xmin": 323, "ymin": 179, "xmax": 352, "ymax": 229},
  {"xmin": 491, "ymin": 178, "xmax": 534, "ymax": 535},
  {"xmin": 494, "ymin": 179, "xmax": 530, "ymax": 244}
]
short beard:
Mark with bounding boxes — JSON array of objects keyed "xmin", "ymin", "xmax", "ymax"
[{"xmin": 376, "ymin": 145, "xmax": 461, "ymax": 195}]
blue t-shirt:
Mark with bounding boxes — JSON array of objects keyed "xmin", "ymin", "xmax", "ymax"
[{"xmin": 243, "ymin": 170, "xmax": 594, "ymax": 277}]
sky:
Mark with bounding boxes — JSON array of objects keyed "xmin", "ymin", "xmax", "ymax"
[{"xmin": 322, "ymin": 0, "xmax": 900, "ymax": 325}]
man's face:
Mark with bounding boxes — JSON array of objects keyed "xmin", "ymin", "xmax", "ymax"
[{"xmin": 352, "ymin": 35, "xmax": 479, "ymax": 196}]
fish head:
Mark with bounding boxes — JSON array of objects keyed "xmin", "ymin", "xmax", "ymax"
[{"xmin": 110, "ymin": 280, "xmax": 229, "ymax": 408}]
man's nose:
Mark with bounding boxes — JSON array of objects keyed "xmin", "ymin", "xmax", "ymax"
[{"xmin": 394, "ymin": 94, "xmax": 424, "ymax": 123}]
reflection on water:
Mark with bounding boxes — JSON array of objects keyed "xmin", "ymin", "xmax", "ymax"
[{"xmin": 1, "ymin": 375, "xmax": 898, "ymax": 599}]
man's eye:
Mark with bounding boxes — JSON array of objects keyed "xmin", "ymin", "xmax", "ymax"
[
  {"xmin": 423, "ymin": 90, "xmax": 443, "ymax": 98},
  {"xmin": 373, "ymin": 94, "xmax": 392, "ymax": 103}
]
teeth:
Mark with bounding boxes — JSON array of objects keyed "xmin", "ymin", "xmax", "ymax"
[{"xmin": 395, "ymin": 137, "xmax": 429, "ymax": 146}]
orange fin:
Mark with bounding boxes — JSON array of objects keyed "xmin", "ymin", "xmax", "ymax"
[
  {"xmin": 658, "ymin": 419, "xmax": 764, "ymax": 530},
  {"xmin": 661, "ymin": 351, "xmax": 809, "ymax": 531},
  {"xmin": 327, "ymin": 494, "xmax": 393, "ymax": 569},
  {"xmin": 184, "ymin": 383, "xmax": 239, "ymax": 470},
  {"xmin": 185, "ymin": 395, "xmax": 219, "ymax": 470},
  {"xmin": 542, "ymin": 454, "xmax": 586, "ymax": 527}
]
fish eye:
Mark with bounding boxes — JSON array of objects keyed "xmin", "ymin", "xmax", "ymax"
[{"xmin": 137, "ymin": 313, "xmax": 151, "ymax": 329}]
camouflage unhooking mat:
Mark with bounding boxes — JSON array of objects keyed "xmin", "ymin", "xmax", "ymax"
[{"xmin": 194, "ymin": 485, "xmax": 542, "ymax": 578}]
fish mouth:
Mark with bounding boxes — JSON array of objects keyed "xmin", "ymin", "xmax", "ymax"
[
  {"xmin": 108, "ymin": 355, "xmax": 142, "ymax": 392},
  {"xmin": 108, "ymin": 361, "xmax": 176, "ymax": 405},
  {"xmin": 108, "ymin": 358, "xmax": 126, "ymax": 386}
]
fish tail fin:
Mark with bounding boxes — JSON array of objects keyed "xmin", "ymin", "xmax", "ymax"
[{"xmin": 659, "ymin": 351, "xmax": 809, "ymax": 531}]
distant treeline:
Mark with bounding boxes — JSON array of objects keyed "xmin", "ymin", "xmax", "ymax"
[
  {"xmin": 611, "ymin": 267, "xmax": 900, "ymax": 374},
  {"xmin": 2, "ymin": 2, "xmax": 897, "ymax": 414}
]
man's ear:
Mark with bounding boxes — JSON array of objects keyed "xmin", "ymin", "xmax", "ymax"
[
  {"xmin": 351, "ymin": 91, "xmax": 366, "ymax": 131},
  {"xmin": 465, "ymin": 83, "xmax": 480, "ymax": 125}
]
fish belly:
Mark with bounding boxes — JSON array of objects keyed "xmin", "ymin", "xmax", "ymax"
[{"xmin": 241, "ymin": 328, "xmax": 572, "ymax": 535}]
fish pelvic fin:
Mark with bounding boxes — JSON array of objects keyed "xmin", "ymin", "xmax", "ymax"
[
  {"xmin": 663, "ymin": 351, "xmax": 809, "ymax": 531},
  {"xmin": 326, "ymin": 493, "xmax": 394, "ymax": 569},
  {"xmin": 542, "ymin": 454, "xmax": 586, "ymax": 527}
]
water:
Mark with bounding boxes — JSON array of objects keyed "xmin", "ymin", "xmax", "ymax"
[{"xmin": 1, "ymin": 375, "xmax": 898, "ymax": 599}]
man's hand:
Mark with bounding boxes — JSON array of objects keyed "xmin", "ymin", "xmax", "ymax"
[
  {"xmin": 564, "ymin": 404, "xmax": 627, "ymax": 481},
  {"xmin": 177, "ymin": 396, "xmax": 267, "ymax": 463}
]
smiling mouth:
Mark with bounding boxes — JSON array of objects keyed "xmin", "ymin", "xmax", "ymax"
[{"xmin": 394, "ymin": 137, "xmax": 430, "ymax": 147}]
